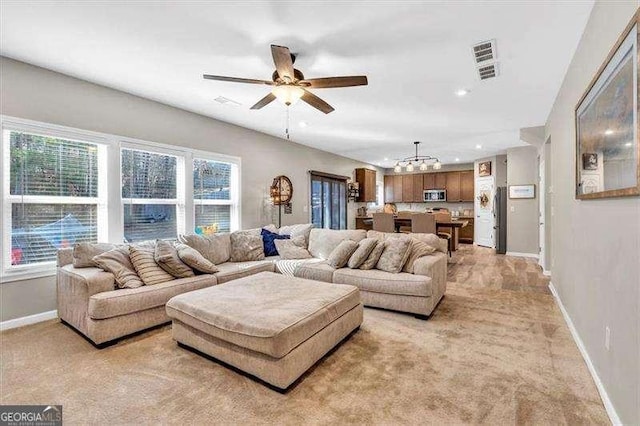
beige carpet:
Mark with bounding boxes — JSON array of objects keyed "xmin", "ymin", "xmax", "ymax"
[{"xmin": 1, "ymin": 247, "xmax": 608, "ymax": 425}]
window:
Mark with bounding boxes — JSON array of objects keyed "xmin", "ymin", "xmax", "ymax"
[
  {"xmin": 121, "ymin": 148, "xmax": 182, "ymax": 242},
  {"xmin": 3, "ymin": 129, "xmax": 104, "ymax": 269},
  {"xmin": 193, "ymin": 159, "xmax": 235, "ymax": 233},
  {"xmin": 1, "ymin": 116, "xmax": 240, "ymax": 281},
  {"xmin": 310, "ymin": 172, "xmax": 347, "ymax": 230}
]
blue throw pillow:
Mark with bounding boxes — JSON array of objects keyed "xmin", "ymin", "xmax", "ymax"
[{"xmin": 261, "ymin": 228, "xmax": 290, "ymax": 257}]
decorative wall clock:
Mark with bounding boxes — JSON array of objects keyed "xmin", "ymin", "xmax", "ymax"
[{"xmin": 270, "ymin": 175, "xmax": 293, "ymax": 205}]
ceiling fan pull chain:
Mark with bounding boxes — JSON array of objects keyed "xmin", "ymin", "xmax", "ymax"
[{"xmin": 285, "ymin": 107, "xmax": 290, "ymax": 140}]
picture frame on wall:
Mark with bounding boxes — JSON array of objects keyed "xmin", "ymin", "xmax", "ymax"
[
  {"xmin": 509, "ymin": 185, "xmax": 535, "ymax": 199},
  {"xmin": 478, "ymin": 161, "xmax": 491, "ymax": 177},
  {"xmin": 575, "ymin": 11, "xmax": 640, "ymax": 199}
]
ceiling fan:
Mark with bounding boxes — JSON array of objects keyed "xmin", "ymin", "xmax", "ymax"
[{"xmin": 203, "ymin": 44, "xmax": 368, "ymax": 114}]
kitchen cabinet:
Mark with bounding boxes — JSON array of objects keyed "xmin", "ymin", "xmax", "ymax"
[
  {"xmin": 402, "ymin": 174, "xmax": 413, "ymax": 202},
  {"xmin": 434, "ymin": 172, "xmax": 446, "ymax": 189},
  {"xmin": 355, "ymin": 168, "xmax": 377, "ymax": 202},
  {"xmin": 393, "ymin": 175, "xmax": 403, "ymax": 202},
  {"xmin": 423, "ymin": 173, "xmax": 435, "ymax": 190},
  {"xmin": 460, "ymin": 171, "xmax": 474, "ymax": 202},
  {"xmin": 446, "ymin": 172, "xmax": 461, "ymax": 202},
  {"xmin": 384, "ymin": 175, "xmax": 394, "ymax": 203},
  {"xmin": 413, "ymin": 174, "xmax": 424, "ymax": 202},
  {"xmin": 458, "ymin": 217, "xmax": 474, "ymax": 243}
]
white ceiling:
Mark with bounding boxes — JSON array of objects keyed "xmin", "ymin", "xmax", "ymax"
[{"xmin": 0, "ymin": 1, "xmax": 594, "ymax": 167}]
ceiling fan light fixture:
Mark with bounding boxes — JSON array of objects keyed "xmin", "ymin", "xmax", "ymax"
[
  {"xmin": 272, "ymin": 85, "xmax": 304, "ymax": 106},
  {"xmin": 419, "ymin": 160, "xmax": 429, "ymax": 171}
]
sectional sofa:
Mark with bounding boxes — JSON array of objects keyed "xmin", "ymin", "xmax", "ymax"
[{"xmin": 56, "ymin": 227, "xmax": 448, "ymax": 347}]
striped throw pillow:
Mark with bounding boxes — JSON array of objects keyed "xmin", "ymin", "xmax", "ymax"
[{"xmin": 129, "ymin": 244, "xmax": 174, "ymax": 286}]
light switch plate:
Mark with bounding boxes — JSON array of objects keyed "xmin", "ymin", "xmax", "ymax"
[{"xmin": 510, "ymin": 206, "xmax": 515, "ymax": 212}]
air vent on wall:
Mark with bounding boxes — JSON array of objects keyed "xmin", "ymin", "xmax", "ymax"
[
  {"xmin": 472, "ymin": 39, "xmax": 497, "ymax": 64},
  {"xmin": 214, "ymin": 96, "xmax": 242, "ymax": 107},
  {"xmin": 478, "ymin": 63, "xmax": 499, "ymax": 80}
]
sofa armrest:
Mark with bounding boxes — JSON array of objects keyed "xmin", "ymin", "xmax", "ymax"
[
  {"xmin": 57, "ymin": 248, "xmax": 74, "ymax": 267},
  {"xmin": 412, "ymin": 252, "xmax": 447, "ymax": 312}
]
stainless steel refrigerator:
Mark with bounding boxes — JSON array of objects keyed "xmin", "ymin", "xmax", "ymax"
[{"xmin": 494, "ymin": 187, "xmax": 507, "ymax": 254}]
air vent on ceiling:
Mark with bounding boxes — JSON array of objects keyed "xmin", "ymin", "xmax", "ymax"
[
  {"xmin": 478, "ymin": 63, "xmax": 499, "ymax": 80},
  {"xmin": 214, "ymin": 96, "xmax": 242, "ymax": 107},
  {"xmin": 472, "ymin": 39, "xmax": 497, "ymax": 64}
]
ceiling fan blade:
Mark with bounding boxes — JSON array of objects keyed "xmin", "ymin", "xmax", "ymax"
[
  {"xmin": 203, "ymin": 74, "xmax": 273, "ymax": 85},
  {"xmin": 301, "ymin": 76, "xmax": 368, "ymax": 88},
  {"xmin": 301, "ymin": 89, "xmax": 335, "ymax": 114},
  {"xmin": 271, "ymin": 44, "xmax": 295, "ymax": 82},
  {"xmin": 250, "ymin": 92, "xmax": 277, "ymax": 110}
]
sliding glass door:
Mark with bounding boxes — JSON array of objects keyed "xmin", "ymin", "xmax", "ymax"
[{"xmin": 310, "ymin": 172, "xmax": 347, "ymax": 229}]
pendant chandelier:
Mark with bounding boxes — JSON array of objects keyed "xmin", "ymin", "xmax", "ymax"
[{"xmin": 394, "ymin": 141, "xmax": 442, "ymax": 173}]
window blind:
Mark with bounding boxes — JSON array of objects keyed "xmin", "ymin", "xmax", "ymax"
[{"xmin": 194, "ymin": 159, "xmax": 232, "ymax": 233}]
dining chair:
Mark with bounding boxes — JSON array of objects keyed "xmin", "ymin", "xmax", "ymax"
[
  {"xmin": 372, "ymin": 212, "xmax": 395, "ymax": 233},
  {"xmin": 396, "ymin": 211, "xmax": 413, "ymax": 233},
  {"xmin": 434, "ymin": 211, "xmax": 453, "ymax": 256},
  {"xmin": 411, "ymin": 213, "xmax": 436, "ymax": 234}
]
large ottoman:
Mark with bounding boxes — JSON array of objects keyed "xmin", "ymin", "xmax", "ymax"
[{"xmin": 165, "ymin": 271, "xmax": 363, "ymax": 391}]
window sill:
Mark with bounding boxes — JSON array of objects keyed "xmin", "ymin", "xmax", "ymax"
[{"xmin": 0, "ymin": 268, "xmax": 56, "ymax": 284}]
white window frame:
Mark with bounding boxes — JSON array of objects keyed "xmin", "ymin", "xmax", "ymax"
[
  {"xmin": 1, "ymin": 117, "xmax": 109, "ymax": 282},
  {"xmin": 191, "ymin": 150, "xmax": 241, "ymax": 233},
  {"xmin": 1, "ymin": 116, "xmax": 242, "ymax": 283}
]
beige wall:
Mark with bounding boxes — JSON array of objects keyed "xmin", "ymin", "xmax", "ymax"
[
  {"xmin": 0, "ymin": 56, "xmax": 381, "ymax": 321},
  {"xmin": 506, "ymin": 146, "xmax": 539, "ymax": 254},
  {"xmin": 545, "ymin": 1, "xmax": 639, "ymax": 423}
]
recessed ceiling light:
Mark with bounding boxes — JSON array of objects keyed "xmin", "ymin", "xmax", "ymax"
[
  {"xmin": 455, "ymin": 89, "xmax": 469, "ymax": 97},
  {"xmin": 384, "ymin": 158, "xmax": 388, "ymax": 161},
  {"xmin": 625, "ymin": 142, "xmax": 632, "ymax": 147},
  {"xmin": 455, "ymin": 158, "xmax": 460, "ymax": 162},
  {"xmin": 604, "ymin": 129, "xmax": 614, "ymax": 135},
  {"xmin": 299, "ymin": 121, "xmax": 308, "ymax": 128},
  {"xmin": 476, "ymin": 144, "xmax": 482, "ymax": 149}
]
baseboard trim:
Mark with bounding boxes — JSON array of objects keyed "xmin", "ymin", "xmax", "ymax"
[
  {"xmin": 548, "ymin": 282, "xmax": 621, "ymax": 425},
  {"xmin": 542, "ymin": 269, "xmax": 551, "ymax": 277},
  {"xmin": 505, "ymin": 251, "xmax": 539, "ymax": 259},
  {"xmin": 0, "ymin": 310, "xmax": 58, "ymax": 331}
]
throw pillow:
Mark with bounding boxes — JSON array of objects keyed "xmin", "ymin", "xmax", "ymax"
[
  {"xmin": 376, "ymin": 236, "xmax": 412, "ymax": 273},
  {"xmin": 402, "ymin": 240, "xmax": 437, "ymax": 273},
  {"xmin": 175, "ymin": 243, "xmax": 219, "ymax": 274},
  {"xmin": 278, "ymin": 223, "xmax": 313, "ymax": 247},
  {"xmin": 92, "ymin": 246, "xmax": 144, "ymax": 289},
  {"xmin": 274, "ymin": 236, "xmax": 312, "ymax": 259},
  {"xmin": 129, "ymin": 244, "xmax": 174, "ymax": 286},
  {"xmin": 261, "ymin": 228, "xmax": 290, "ymax": 257},
  {"xmin": 73, "ymin": 242, "xmax": 117, "ymax": 268},
  {"xmin": 154, "ymin": 240, "xmax": 195, "ymax": 278},
  {"xmin": 178, "ymin": 233, "xmax": 231, "ymax": 265},
  {"xmin": 359, "ymin": 241, "xmax": 385, "ymax": 270},
  {"xmin": 230, "ymin": 231, "xmax": 265, "ymax": 262},
  {"xmin": 326, "ymin": 240, "xmax": 359, "ymax": 269},
  {"xmin": 347, "ymin": 238, "xmax": 378, "ymax": 269}
]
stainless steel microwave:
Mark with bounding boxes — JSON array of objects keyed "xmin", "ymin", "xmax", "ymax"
[{"xmin": 424, "ymin": 189, "xmax": 446, "ymax": 202}]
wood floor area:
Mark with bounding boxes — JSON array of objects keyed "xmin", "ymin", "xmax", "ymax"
[{"xmin": 449, "ymin": 244, "xmax": 550, "ymax": 294}]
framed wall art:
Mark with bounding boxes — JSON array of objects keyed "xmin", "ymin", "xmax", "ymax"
[
  {"xmin": 575, "ymin": 11, "xmax": 640, "ymax": 199},
  {"xmin": 478, "ymin": 161, "xmax": 492, "ymax": 177}
]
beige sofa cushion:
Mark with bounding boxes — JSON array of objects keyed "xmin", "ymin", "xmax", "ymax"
[
  {"xmin": 214, "ymin": 260, "xmax": 275, "ymax": 284},
  {"xmin": 89, "ymin": 274, "xmax": 217, "ymax": 320},
  {"xmin": 359, "ymin": 241, "xmax": 385, "ymax": 270},
  {"xmin": 176, "ymin": 244, "xmax": 219, "ymax": 274},
  {"xmin": 376, "ymin": 237, "xmax": 412, "ymax": 273},
  {"xmin": 129, "ymin": 244, "xmax": 174, "ymax": 286},
  {"xmin": 278, "ymin": 223, "xmax": 313, "ymax": 247},
  {"xmin": 73, "ymin": 242, "xmax": 117, "ymax": 268},
  {"xmin": 274, "ymin": 236, "xmax": 312, "ymax": 259},
  {"xmin": 154, "ymin": 240, "xmax": 195, "ymax": 278},
  {"xmin": 326, "ymin": 240, "xmax": 358, "ymax": 268},
  {"xmin": 178, "ymin": 233, "xmax": 231, "ymax": 264},
  {"xmin": 347, "ymin": 238, "xmax": 378, "ymax": 269},
  {"xmin": 367, "ymin": 230, "xmax": 447, "ymax": 254},
  {"xmin": 308, "ymin": 229, "xmax": 367, "ymax": 259},
  {"xmin": 165, "ymin": 271, "xmax": 360, "ymax": 358},
  {"xmin": 403, "ymin": 241, "xmax": 437, "ymax": 273},
  {"xmin": 93, "ymin": 246, "xmax": 144, "ymax": 289},
  {"xmin": 230, "ymin": 231, "xmax": 265, "ymax": 262},
  {"xmin": 293, "ymin": 261, "xmax": 336, "ymax": 283},
  {"xmin": 333, "ymin": 268, "xmax": 432, "ymax": 297}
]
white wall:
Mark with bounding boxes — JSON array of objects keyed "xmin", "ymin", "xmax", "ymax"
[
  {"xmin": 506, "ymin": 146, "xmax": 539, "ymax": 255},
  {"xmin": 0, "ymin": 56, "xmax": 382, "ymax": 321},
  {"xmin": 545, "ymin": 1, "xmax": 639, "ymax": 423}
]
